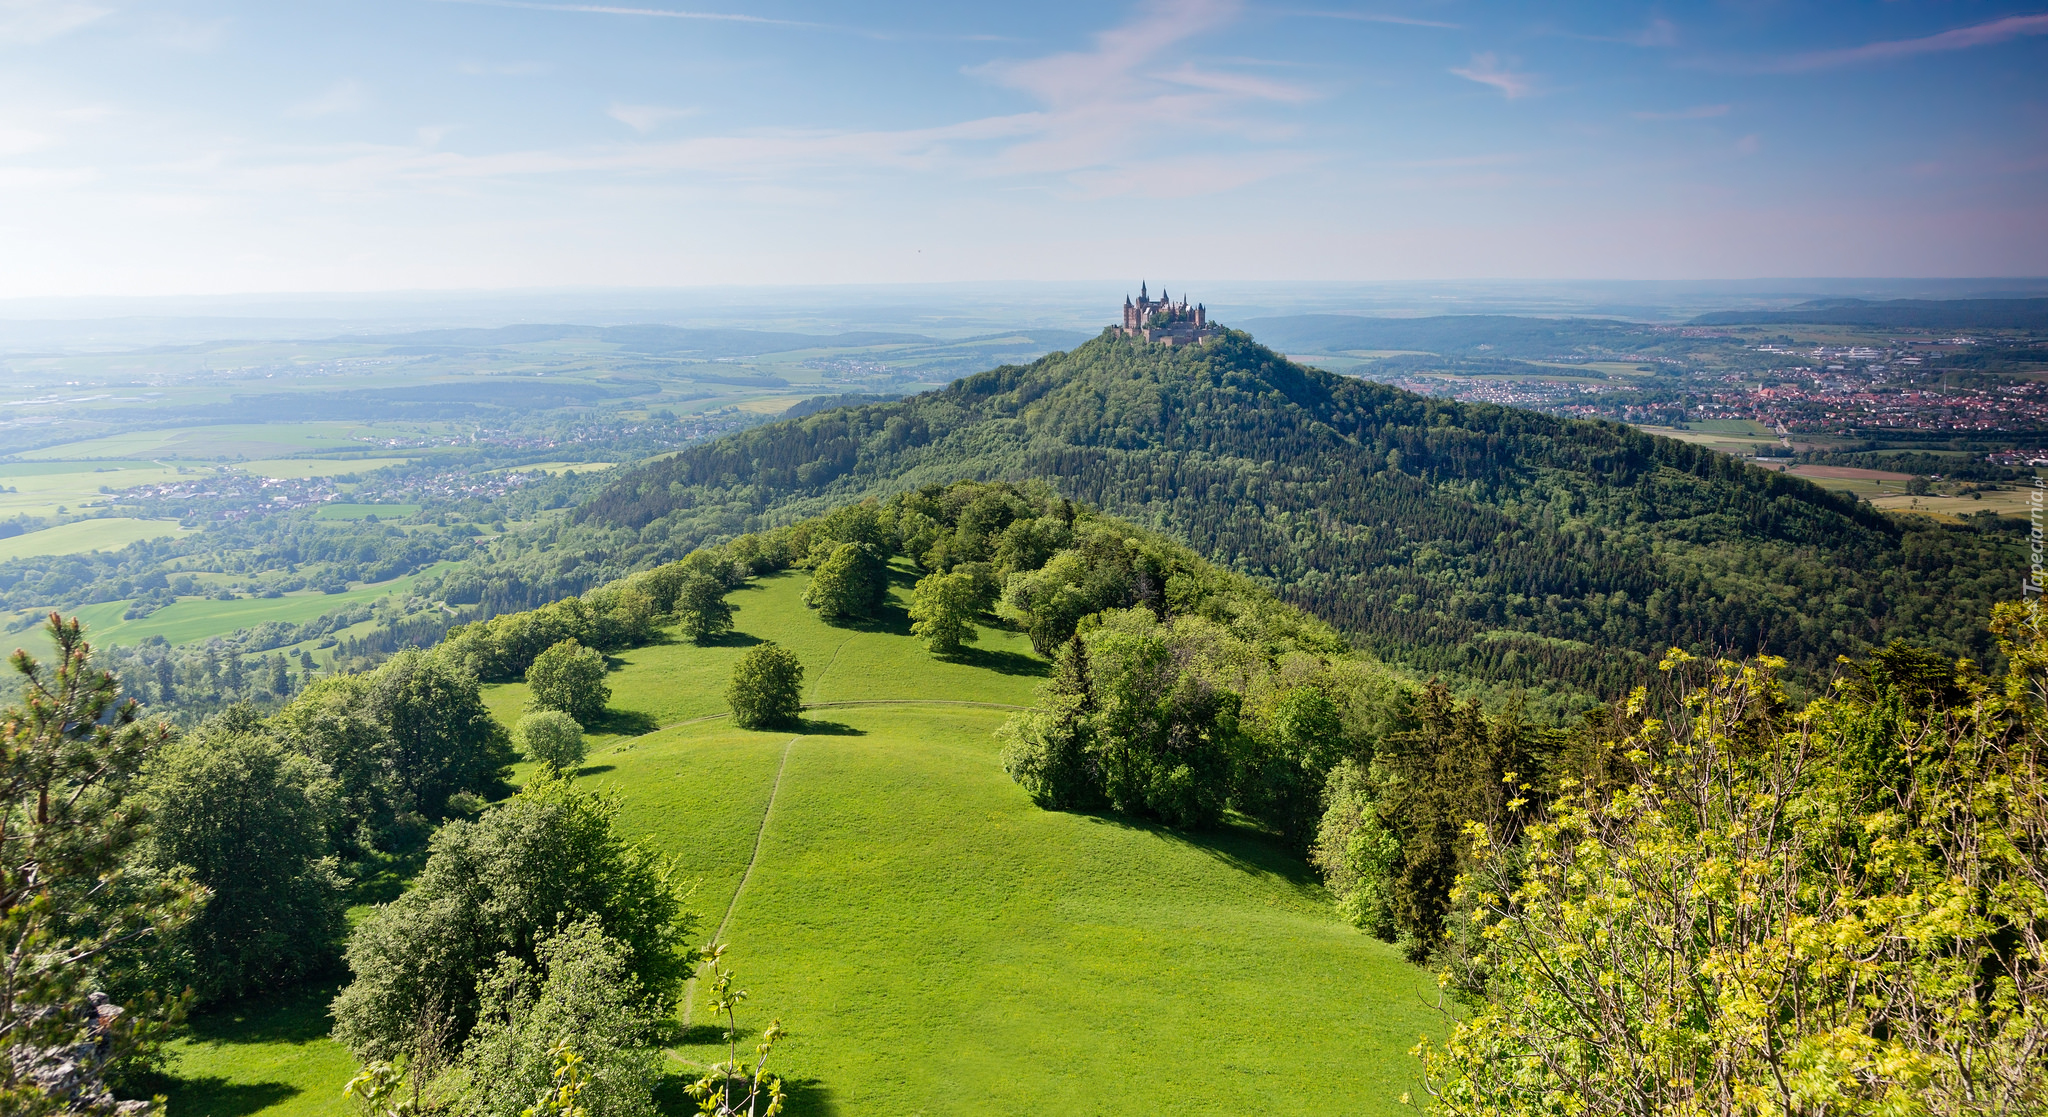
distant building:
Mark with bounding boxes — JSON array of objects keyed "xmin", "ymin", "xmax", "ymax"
[{"xmin": 1118, "ymin": 283, "xmax": 1218, "ymax": 346}]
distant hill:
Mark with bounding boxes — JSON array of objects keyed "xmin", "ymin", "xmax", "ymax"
[
  {"xmin": 1236, "ymin": 314, "xmax": 1630, "ymax": 357},
  {"xmin": 1691, "ymin": 298, "xmax": 2048, "ymax": 331},
  {"xmin": 340, "ymin": 323, "xmax": 933, "ymax": 358},
  {"xmin": 576, "ymin": 328, "xmax": 2017, "ymax": 703}
]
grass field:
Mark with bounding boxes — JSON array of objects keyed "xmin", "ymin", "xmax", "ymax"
[
  {"xmin": 0, "ymin": 517, "xmax": 193, "ymax": 561},
  {"xmin": 169, "ymin": 565, "xmax": 1440, "ymax": 1116},
  {"xmin": 38, "ymin": 562, "xmax": 460, "ymax": 650},
  {"xmin": 0, "ymin": 460, "xmax": 204, "ymax": 520}
]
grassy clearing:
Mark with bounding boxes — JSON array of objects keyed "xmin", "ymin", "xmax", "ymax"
[
  {"xmin": 482, "ymin": 564, "xmax": 1043, "ymax": 745},
  {"xmin": 642, "ymin": 704, "xmax": 1440, "ymax": 1115},
  {"xmin": 155, "ymin": 980, "xmax": 355, "ymax": 1117},
  {"xmin": 169, "ymin": 561, "xmax": 1438, "ymax": 1116},
  {"xmin": 0, "ymin": 518, "xmax": 193, "ymax": 561}
]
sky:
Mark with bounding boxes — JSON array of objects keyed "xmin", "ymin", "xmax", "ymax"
[{"xmin": 0, "ymin": 0, "xmax": 2043, "ymax": 296}]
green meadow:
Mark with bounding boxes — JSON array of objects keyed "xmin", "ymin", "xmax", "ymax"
[
  {"xmin": 30, "ymin": 563, "xmax": 460, "ymax": 651},
  {"xmin": 0, "ymin": 460, "xmax": 201, "ymax": 520},
  {"xmin": 167, "ymin": 567, "xmax": 1440, "ymax": 1115},
  {"xmin": 0, "ymin": 517, "xmax": 195, "ymax": 562}
]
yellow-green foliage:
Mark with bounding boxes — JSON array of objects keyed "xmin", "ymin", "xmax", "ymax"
[{"xmin": 1419, "ymin": 606, "xmax": 2048, "ymax": 1117}]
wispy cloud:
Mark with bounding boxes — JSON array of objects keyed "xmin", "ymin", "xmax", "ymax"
[
  {"xmin": 1152, "ymin": 62, "xmax": 1317, "ymax": 102},
  {"xmin": 975, "ymin": 0, "xmax": 1239, "ymax": 108},
  {"xmin": 1626, "ymin": 18, "xmax": 1677, "ymax": 47},
  {"xmin": 286, "ymin": 80, "xmax": 369, "ymax": 118},
  {"xmin": 1633, "ymin": 103, "xmax": 1729, "ymax": 121},
  {"xmin": 1293, "ymin": 9, "xmax": 1460, "ymax": 30},
  {"xmin": 1450, "ymin": 53, "xmax": 1533, "ymax": 99},
  {"xmin": 0, "ymin": 0, "xmax": 107, "ymax": 44},
  {"xmin": 426, "ymin": 0, "xmax": 849, "ymax": 33},
  {"xmin": 1760, "ymin": 13, "xmax": 2048, "ymax": 72},
  {"xmin": 607, "ymin": 103, "xmax": 699, "ymax": 133}
]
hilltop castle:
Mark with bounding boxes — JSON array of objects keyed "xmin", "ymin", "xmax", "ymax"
[{"xmin": 1118, "ymin": 283, "xmax": 1218, "ymax": 346}]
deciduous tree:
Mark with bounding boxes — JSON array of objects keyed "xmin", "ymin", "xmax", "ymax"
[
  {"xmin": 526, "ymin": 639, "xmax": 610, "ymax": 726},
  {"xmin": 725, "ymin": 644, "xmax": 803, "ymax": 731}
]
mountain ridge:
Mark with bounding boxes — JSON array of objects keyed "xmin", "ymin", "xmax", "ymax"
[{"xmin": 578, "ymin": 327, "xmax": 2015, "ymax": 703}]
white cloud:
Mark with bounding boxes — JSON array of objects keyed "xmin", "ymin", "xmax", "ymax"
[
  {"xmin": 1450, "ymin": 53, "xmax": 1534, "ymax": 99},
  {"xmin": 0, "ymin": 0, "xmax": 107, "ymax": 44},
  {"xmin": 607, "ymin": 103, "xmax": 699, "ymax": 133},
  {"xmin": 286, "ymin": 80, "xmax": 369, "ymax": 118},
  {"xmin": 1763, "ymin": 13, "xmax": 2048, "ymax": 72}
]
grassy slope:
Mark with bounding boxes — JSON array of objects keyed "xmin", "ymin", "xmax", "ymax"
[{"xmin": 168, "ymin": 566, "xmax": 1440, "ymax": 1116}]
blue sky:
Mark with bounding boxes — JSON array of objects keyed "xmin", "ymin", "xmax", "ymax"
[{"xmin": 0, "ymin": 0, "xmax": 2042, "ymax": 295}]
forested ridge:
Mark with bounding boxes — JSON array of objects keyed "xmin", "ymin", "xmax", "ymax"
[{"xmin": 577, "ymin": 327, "xmax": 2020, "ymax": 705}]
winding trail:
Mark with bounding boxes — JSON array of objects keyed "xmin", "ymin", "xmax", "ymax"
[{"xmin": 681, "ymin": 730, "xmax": 801, "ymax": 1028}]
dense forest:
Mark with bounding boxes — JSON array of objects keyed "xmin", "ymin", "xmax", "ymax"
[{"xmin": 572, "ymin": 328, "xmax": 2021, "ymax": 708}]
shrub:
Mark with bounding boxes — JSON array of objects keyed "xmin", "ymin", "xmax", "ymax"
[
  {"xmin": 726, "ymin": 643, "xmax": 803, "ymax": 730},
  {"xmin": 515, "ymin": 710, "xmax": 586, "ymax": 772},
  {"xmin": 527, "ymin": 639, "xmax": 610, "ymax": 725}
]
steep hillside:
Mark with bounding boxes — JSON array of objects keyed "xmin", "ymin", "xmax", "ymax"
[{"xmin": 578, "ymin": 329, "xmax": 2018, "ymax": 700}]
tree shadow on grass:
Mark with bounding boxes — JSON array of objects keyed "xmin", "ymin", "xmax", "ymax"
[
  {"xmin": 795, "ymin": 718, "xmax": 864, "ymax": 737},
  {"xmin": 155, "ymin": 1077, "xmax": 300, "ymax": 1117},
  {"xmin": 590, "ymin": 707, "xmax": 660, "ymax": 737},
  {"xmin": 948, "ymin": 644, "xmax": 1048, "ymax": 678},
  {"xmin": 655, "ymin": 1072, "xmax": 838, "ymax": 1117},
  {"xmin": 694, "ymin": 630, "xmax": 764, "ymax": 649},
  {"xmin": 183, "ymin": 979, "xmax": 341, "ymax": 1046},
  {"xmin": 1075, "ymin": 811, "xmax": 1320, "ymax": 889},
  {"xmin": 346, "ymin": 849, "xmax": 429, "ymax": 908},
  {"xmin": 572, "ymin": 763, "xmax": 617, "ymax": 777}
]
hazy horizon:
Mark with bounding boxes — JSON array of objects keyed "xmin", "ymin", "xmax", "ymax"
[{"xmin": 2, "ymin": 1, "xmax": 2044, "ymax": 299}]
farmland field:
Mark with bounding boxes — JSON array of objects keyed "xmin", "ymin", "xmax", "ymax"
[
  {"xmin": 17, "ymin": 422, "xmax": 429, "ymax": 462},
  {"xmin": 41, "ymin": 562, "xmax": 459, "ymax": 649},
  {"xmin": 0, "ymin": 517, "xmax": 193, "ymax": 561}
]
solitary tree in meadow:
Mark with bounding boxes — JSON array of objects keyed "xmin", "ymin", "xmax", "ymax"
[
  {"xmin": 726, "ymin": 643, "xmax": 803, "ymax": 730},
  {"xmin": 527, "ymin": 638, "xmax": 610, "ymax": 726},
  {"xmin": 515, "ymin": 710, "xmax": 586, "ymax": 773}
]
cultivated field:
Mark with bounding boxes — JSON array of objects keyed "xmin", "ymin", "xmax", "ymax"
[{"xmin": 0, "ymin": 517, "xmax": 193, "ymax": 562}]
